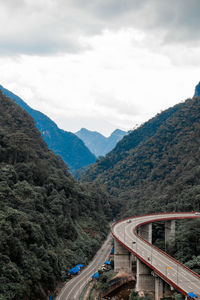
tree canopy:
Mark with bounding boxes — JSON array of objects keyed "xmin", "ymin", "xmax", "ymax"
[
  {"xmin": 82, "ymin": 98, "xmax": 200, "ymax": 218},
  {"xmin": 0, "ymin": 92, "xmax": 110, "ymax": 299}
]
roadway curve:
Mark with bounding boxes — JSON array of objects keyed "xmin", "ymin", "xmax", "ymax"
[
  {"xmin": 111, "ymin": 212, "xmax": 200, "ymax": 298},
  {"xmin": 56, "ymin": 233, "xmax": 112, "ymax": 300}
]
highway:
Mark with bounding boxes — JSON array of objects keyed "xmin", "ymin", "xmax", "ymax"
[
  {"xmin": 56, "ymin": 233, "xmax": 112, "ymax": 300},
  {"xmin": 111, "ymin": 212, "xmax": 200, "ymax": 298}
]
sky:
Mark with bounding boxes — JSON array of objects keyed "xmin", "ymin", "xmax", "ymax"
[{"xmin": 0, "ymin": 0, "xmax": 200, "ymax": 136}]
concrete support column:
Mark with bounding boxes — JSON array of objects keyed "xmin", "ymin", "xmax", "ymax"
[
  {"xmin": 114, "ymin": 239, "xmax": 132, "ymax": 273},
  {"xmin": 136, "ymin": 258, "xmax": 155, "ymax": 293},
  {"xmin": 155, "ymin": 276, "xmax": 164, "ymax": 300},
  {"xmin": 165, "ymin": 220, "xmax": 175, "ymax": 250},
  {"xmin": 138, "ymin": 223, "xmax": 152, "ymax": 243}
]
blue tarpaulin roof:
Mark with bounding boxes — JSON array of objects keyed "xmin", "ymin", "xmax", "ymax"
[
  {"xmin": 76, "ymin": 264, "xmax": 84, "ymax": 268},
  {"xmin": 188, "ymin": 292, "xmax": 198, "ymax": 298},
  {"xmin": 92, "ymin": 272, "xmax": 99, "ymax": 279},
  {"xmin": 104, "ymin": 260, "xmax": 111, "ymax": 265},
  {"xmin": 68, "ymin": 266, "xmax": 80, "ymax": 275}
]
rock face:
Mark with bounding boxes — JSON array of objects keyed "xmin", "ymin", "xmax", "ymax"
[
  {"xmin": 76, "ymin": 128, "xmax": 127, "ymax": 157},
  {"xmin": 194, "ymin": 82, "xmax": 200, "ymax": 97},
  {"xmin": 0, "ymin": 85, "xmax": 96, "ymax": 172}
]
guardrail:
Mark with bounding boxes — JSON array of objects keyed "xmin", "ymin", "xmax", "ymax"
[{"xmin": 111, "ymin": 212, "xmax": 200, "ymax": 298}]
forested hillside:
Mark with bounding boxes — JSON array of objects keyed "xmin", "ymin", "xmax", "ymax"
[
  {"xmin": 82, "ymin": 97, "xmax": 200, "ymax": 217},
  {"xmin": 0, "ymin": 92, "xmax": 110, "ymax": 299},
  {"xmin": 0, "ymin": 85, "xmax": 96, "ymax": 172}
]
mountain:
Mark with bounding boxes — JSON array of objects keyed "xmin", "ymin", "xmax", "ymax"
[
  {"xmin": 0, "ymin": 91, "xmax": 110, "ymax": 299},
  {"xmin": 0, "ymin": 85, "xmax": 96, "ymax": 172},
  {"xmin": 194, "ymin": 82, "xmax": 200, "ymax": 97},
  {"xmin": 82, "ymin": 97, "xmax": 200, "ymax": 217},
  {"xmin": 75, "ymin": 128, "xmax": 127, "ymax": 157}
]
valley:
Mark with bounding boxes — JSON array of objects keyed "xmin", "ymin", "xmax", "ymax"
[{"xmin": 0, "ymin": 87, "xmax": 200, "ymax": 299}]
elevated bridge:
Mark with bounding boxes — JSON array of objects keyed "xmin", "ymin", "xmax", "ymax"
[{"xmin": 111, "ymin": 212, "xmax": 200, "ymax": 300}]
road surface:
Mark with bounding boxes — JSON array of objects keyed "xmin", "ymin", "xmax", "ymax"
[
  {"xmin": 111, "ymin": 212, "xmax": 200, "ymax": 298},
  {"xmin": 56, "ymin": 233, "xmax": 112, "ymax": 300}
]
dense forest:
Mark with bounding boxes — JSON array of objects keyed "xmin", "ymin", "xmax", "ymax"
[
  {"xmin": 0, "ymin": 92, "xmax": 110, "ymax": 299},
  {"xmin": 81, "ymin": 96, "xmax": 200, "ymax": 278},
  {"xmin": 82, "ymin": 97, "xmax": 200, "ymax": 217},
  {"xmin": 174, "ymin": 219, "xmax": 200, "ymax": 273},
  {"xmin": 1, "ymin": 87, "xmax": 200, "ymax": 299},
  {"xmin": 153, "ymin": 218, "xmax": 200, "ymax": 275}
]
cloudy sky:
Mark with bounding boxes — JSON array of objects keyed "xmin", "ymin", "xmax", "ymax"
[{"xmin": 0, "ymin": 0, "xmax": 200, "ymax": 136}]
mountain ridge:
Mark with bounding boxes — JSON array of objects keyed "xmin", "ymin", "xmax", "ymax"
[
  {"xmin": 0, "ymin": 85, "xmax": 96, "ymax": 172},
  {"xmin": 82, "ymin": 97, "xmax": 200, "ymax": 217},
  {"xmin": 75, "ymin": 127, "xmax": 127, "ymax": 157},
  {"xmin": 0, "ymin": 91, "xmax": 110, "ymax": 299},
  {"xmin": 194, "ymin": 82, "xmax": 200, "ymax": 97}
]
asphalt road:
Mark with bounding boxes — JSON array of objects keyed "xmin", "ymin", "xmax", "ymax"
[
  {"xmin": 56, "ymin": 233, "xmax": 112, "ymax": 300},
  {"xmin": 112, "ymin": 212, "xmax": 200, "ymax": 298}
]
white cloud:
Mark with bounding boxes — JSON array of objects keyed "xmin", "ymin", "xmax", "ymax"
[
  {"xmin": 1, "ymin": 0, "xmax": 200, "ymax": 56},
  {"xmin": 0, "ymin": 1, "xmax": 199, "ymax": 135}
]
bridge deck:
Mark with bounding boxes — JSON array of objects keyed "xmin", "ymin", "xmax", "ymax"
[{"xmin": 111, "ymin": 212, "xmax": 200, "ymax": 298}]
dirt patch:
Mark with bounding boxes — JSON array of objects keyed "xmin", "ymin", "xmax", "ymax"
[{"xmin": 103, "ymin": 281, "xmax": 136, "ymax": 300}]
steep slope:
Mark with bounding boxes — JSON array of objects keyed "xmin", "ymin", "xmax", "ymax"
[
  {"xmin": 107, "ymin": 129, "xmax": 128, "ymax": 150},
  {"xmin": 0, "ymin": 85, "xmax": 96, "ymax": 172},
  {"xmin": 82, "ymin": 104, "xmax": 180, "ymax": 181},
  {"xmin": 0, "ymin": 91, "xmax": 110, "ymax": 300},
  {"xmin": 76, "ymin": 128, "xmax": 106, "ymax": 157},
  {"xmin": 76, "ymin": 128, "xmax": 127, "ymax": 157},
  {"xmin": 194, "ymin": 82, "xmax": 200, "ymax": 97},
  {"xmin": 82, "ymin": 97, "xmax": 200, "ymax": 217}
]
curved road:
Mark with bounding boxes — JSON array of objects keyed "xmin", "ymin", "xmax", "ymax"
[
  {"xmin": 111, "ymin": 212, "xmax": 200, "ymax": 298},
  {"xmin": 56, "ymin": 233, "xmax": 112, "ymax": 300}
]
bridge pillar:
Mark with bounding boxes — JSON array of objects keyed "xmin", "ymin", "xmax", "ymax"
[
  {"xmin": 138, "ymin": 223, "xmax": 152, "ymax": 243},
  {"xmin": 165, "ymin": 220, "xmax": 175, "ymax": 251},
  {"xmin": 136, "ymin": 259, "xmax": 155, "ymax": 293},
  {"xmin": 114, "ymin": 239, "xmax": 132, "ymax": 273},
  {"xmin": 135, "ymin": 223, "xmax": 154, "ymax": 293},
  {"xmin": 155, "ymin": 276, "xmax": 164, "ymax": 300}
]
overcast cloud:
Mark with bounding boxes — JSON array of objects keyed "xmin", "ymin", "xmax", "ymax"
[
  {"xmin": 1, "ymin": 0, "xmax": 200, "ymax": 55},
  {"xmin": 0, "ymin": 0, "xmax": 199, "ymax": 135}
]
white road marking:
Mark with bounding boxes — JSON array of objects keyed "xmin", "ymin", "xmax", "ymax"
[{"xmin": 113, "ymin": 213, "xmax": 200, "ymax": 295}]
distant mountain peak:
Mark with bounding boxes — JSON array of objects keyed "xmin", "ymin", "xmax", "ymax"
[
  {"xmin": 193, "ymin": 82, "xmax": 200, "ymax": 97},
  {"xmin": 76, "ymin": 128, "xmax": 127, "ymax": 157},
  {"xmin": 110, "ymin": 129, "xmax": 127, "ymax": 137},
  {"xmin": 79, "ymin": 128, "xmax": 89, "ymax": 133}
]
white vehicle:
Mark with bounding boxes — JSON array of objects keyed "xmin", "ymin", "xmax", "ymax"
[{"xmin": 195, "ymin": 212, "xmax": 200, "ymax": 216}]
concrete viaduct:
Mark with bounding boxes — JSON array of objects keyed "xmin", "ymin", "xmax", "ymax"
[{"xmin": 111, "ymin": 212, "xmax": 200, "ymax": 300}]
